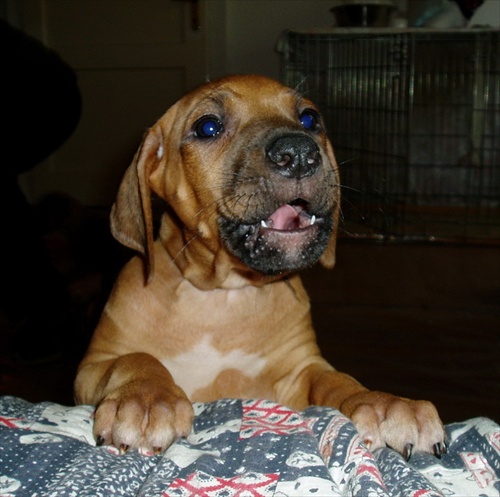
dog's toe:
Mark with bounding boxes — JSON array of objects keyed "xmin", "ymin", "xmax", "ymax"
[
  {"xmin": 343, "ymin": 391, "xmax": 446, "ymax": 459},
  {"xmin": 433, "ymin": 441, "xmax": 448, "ymax": 458},
  {"xmin": 93, "ymin": 382, "xmax": 194, "ymax": 454},
  {"xmin": 93, "ymin": 398, "xmax": 118, "ymax": 447},
  {"xmin": 410, "ymin": 399, "xmax": 448, "ymax": 455}
]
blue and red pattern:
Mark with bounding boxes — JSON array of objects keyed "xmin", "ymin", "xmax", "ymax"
[
  {"xmin": 240, "ymin": 399, "xmax": 314, "ymax": 438},
  {"xmin": 165, "ymin": 471, "xmax": 279, "ymax": 497},
  {"xmin": 0, "ymin": 396, "xmax": 499, "ymax": 497}
]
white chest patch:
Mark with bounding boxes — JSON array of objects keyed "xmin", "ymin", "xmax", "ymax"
[{"xmin": 161, "ymin": 336, "xmax": 267, "ymax": 398}]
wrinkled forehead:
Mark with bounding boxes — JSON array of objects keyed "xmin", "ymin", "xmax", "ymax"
[{"xmin": 177, "ymin": 78, "xmax": 316, "ymax": 127}]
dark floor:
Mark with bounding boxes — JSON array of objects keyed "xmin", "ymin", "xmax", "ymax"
[{"xmin": 1, "ymin": 238, "xmax": 499, "ymax": 425}]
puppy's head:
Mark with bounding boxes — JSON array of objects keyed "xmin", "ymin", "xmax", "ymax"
[{"xmin": 111, "ymin": 75, "xmax": 340, "ymax": 285}]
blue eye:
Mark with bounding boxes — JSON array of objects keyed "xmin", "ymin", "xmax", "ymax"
[
  {"xmin": 194, "ymin": 115, "xmax": 223, "ymax": 138},
  {"xmin": 300, "ymin": 110, "xmax": 319, "ymax": 130}
]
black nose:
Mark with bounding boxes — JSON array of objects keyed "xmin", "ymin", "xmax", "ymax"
[{"xmin": 267, "ymin": 134, "xmax": 321, "ymax": 179}]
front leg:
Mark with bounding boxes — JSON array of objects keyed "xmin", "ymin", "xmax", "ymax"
[
  {"xmin": 308, "ymin": 364, "xmax": 447, "ymax": 460},
  {"xmin": 74, "ymin": 353, "xmax": 194, "ymax": 453}
]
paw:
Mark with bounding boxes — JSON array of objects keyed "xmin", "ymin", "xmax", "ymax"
[
  {"xmin": 93, "ymin": 380, "xmax": 194, "ymax": 454},
  {"xmin": 342, "ymin": 391, "xmax": 447, "ymax": 460}
]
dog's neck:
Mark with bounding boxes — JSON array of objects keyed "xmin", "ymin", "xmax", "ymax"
[{"xmin": 158, "ymin": 213, "xmax": 283, "ymax": 290}]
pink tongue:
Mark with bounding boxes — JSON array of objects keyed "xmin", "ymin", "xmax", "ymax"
[{"xmin": 268, "ymin": 204, "xmax": 301, "ymax": 230}]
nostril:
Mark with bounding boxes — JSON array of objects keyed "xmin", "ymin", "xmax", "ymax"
[
  {"xmin": 307, "ymin": 150, "xmax": 320, "ymax": 165},
  {"xmin": 276, "ymin": 154, "xmax": 292, "ymax": 168}
]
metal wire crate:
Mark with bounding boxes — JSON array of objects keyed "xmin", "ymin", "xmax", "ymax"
[{"xmin": 280, "ymin": 29, "xmax": 500, "ymax": 243}]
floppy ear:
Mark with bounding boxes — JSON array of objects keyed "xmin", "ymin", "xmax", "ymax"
[
  {"xmin": 110, "ymin": 125, "xmax": 164, "ymax": 282},
  {"xmin": 319, "ymin": 139, "xmax": 340, "ymax": 270}
]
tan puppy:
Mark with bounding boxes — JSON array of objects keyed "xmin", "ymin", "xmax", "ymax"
[{"xmin": 74, "ymin": 75, "xmax": 446, "ymax": 459}]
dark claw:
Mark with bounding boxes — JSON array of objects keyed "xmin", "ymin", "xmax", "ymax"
[
  {"xmin": 403, "ymin": 443, "xmax": 413, "ymax": 461},
  {"xmin": 95, "ymin": 435, "xmax": 105, "ymax": 447},
  {"xmin": 433, "ymin": 441, "xmax": 448, "ymax": 458}
]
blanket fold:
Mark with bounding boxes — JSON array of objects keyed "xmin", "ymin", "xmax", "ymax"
[{"xmin": 0, "ymin": 396, "xmax": 498, "ymax": 497}]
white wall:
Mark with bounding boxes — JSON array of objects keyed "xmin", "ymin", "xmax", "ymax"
[{"xmin": 221, "ymin": 0, "xmax": 341, "ymax": 80}]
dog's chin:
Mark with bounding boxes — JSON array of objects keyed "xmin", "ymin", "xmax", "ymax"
[{"xmin": 219, "ymin": 204, "xmax": 334, "ymax": 276}]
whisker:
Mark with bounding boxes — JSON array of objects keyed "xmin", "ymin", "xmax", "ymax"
[
  {"xmin": 171, "ymin": 231, "xmax": 199, "ymax": 263},
  {"xmin": 338, "ymin": 156, "xmax": 360, "ymax": 167},
  {"xmin": 293, "ymin": 76, "xmax": 308, "ymax": 94},
  {"xmin": 339, "ymin": 184, "xmax": 365, "ymax": 194},
  {"xmin": 283, "ymin": 276, "xmax": 300, "ymax": 301}
]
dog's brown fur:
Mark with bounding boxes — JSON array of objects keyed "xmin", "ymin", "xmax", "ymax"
[{"xmin": 74, "ymin": 75, "xmax": 446, "ymax": 457}]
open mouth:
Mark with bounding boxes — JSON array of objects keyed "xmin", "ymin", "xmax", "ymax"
[
  {"xmin": 218, "ymin": 197, "xmax": 332, "ymax": 275},
  {"xmin": 259, "ymin": 200, "xmax": 317, "ymax": 232}
]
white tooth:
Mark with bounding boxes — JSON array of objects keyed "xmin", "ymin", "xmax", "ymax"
[
  {"xmin": 310, "ymin": 215, "xmax": 316, "ymax": 225},
  {"xmin": 261, "ymin": 220, "xmax": 268, "ymax": 228}
]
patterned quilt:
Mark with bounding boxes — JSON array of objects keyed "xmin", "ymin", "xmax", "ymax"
[{"xmin": 0, "ymin": 396, "xmax": 499, "ymax": 497}]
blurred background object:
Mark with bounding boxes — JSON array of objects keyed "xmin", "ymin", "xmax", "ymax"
[{"xmin": 330, "ymin": 0, "xmax": 397, "ymax": 27}]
